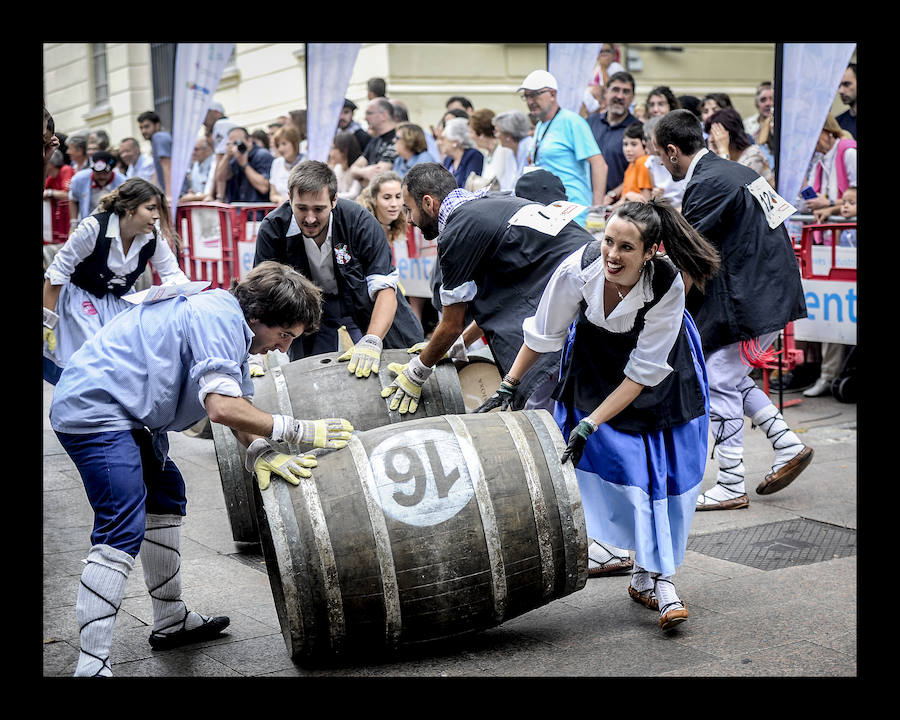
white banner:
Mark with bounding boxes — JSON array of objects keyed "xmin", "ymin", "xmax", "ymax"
[
  {"xmin": 171, "ymin": 43, "xmax": 235, "ymax": 216},
  {"xmin": 306, "ymin": 43, "xmax": 361, "ymax": 163},
  {"xmin": 548, "ymin": 43, "xmax": 602, "ymax": 114},
  {"xmin": 393, "ymin": 227, "xmax": 437, "ymax": 298},
  {"xmin": 793, "ymin": 278, "xmax": 857, "ymax": 345},
  {"xmin": 777, "ymin": 43, "xmax": 856, "ymax": 207}
]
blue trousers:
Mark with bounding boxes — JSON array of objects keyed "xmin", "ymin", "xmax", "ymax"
[{"xmin": 56, "ymin": 428, "xmax": 187, "ymax": 557}]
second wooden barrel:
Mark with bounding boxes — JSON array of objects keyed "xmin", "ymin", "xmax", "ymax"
[
  {"xmin": 212, "ymin": 350, "xmax": 467, "ymax": 543},
  {"xmin": 255, "ymin": 409, "xmax": 587, "ymax": 662}
]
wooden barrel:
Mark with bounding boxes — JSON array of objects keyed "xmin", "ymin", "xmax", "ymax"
[
  {"xmin": 254, "ymin": 409, "xmax": 587, "ymax": 662},
  {"xmin": 212, "ymin": 350, "xmax": 467, "ymax": 543}
]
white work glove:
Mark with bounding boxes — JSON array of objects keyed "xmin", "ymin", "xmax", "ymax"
[
  {"xmin": 406, "ymin": 336, "xmax": 468, "ymax": 362},
  {"xmin": 270, "ymin": 414, "xmax": 354, "ymax": 450},
  {"xmin": 43, "ymin": 307, "xmax": 59, "ymax": 352},
  {"xmin": 380, "ymin": 355, "xmax": 433, "ymax": 414},
  {"xmin": 244, "ymin": 438, "xmax": 317, "ymax": 491},
  {"xmin": 337, "ymin": 333, "xmax": 383, "ymax": 378}
]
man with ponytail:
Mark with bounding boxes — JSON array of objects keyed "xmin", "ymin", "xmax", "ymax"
[
  {"xmin": 654, "ymin": 109, "xmax": 812, "ymax": 511},
  {"xmin": 476, "ymin": 199, "xmax": 719, "ymax": 631}
]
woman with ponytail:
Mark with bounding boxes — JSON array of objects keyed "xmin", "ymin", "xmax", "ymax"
[
  {"xmin": 475, "ymin": 199, "xmax": 719, "ymax": 632},
  {"xmin": 42, "ymin": 177, "xmax": 189, "ymax": 383}
]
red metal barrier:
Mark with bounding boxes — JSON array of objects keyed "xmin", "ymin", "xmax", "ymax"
[
  {"xmin": 175, "ymin": 202, "xmax": 276, "ymax": 289},
  {"xmin": 796, "ymin": 222, "xmax": 857, "ymax": 282},
  {"xmin": 767, "ymin": 221, "xmax": 857, "ymax": 405}
]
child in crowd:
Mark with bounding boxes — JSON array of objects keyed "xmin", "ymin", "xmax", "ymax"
[
  {"xmin": 612, "ymin": 122, "xmax": 652, "ymax": 207},
  {"xmin": 839, "ymin": 186, "xmax": 856, "ymax": 247}
]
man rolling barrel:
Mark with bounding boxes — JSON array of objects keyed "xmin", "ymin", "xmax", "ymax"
[
  {"xmin": 383, "ymin": 162, "xmax": 593, "ymax": 415},
  {"xmin": 49, "ymin": 261, "xmax": 355, "ymax": 676},
  {"xmin": 252, "ymin": 160, "xmax": 424, "ymax": 377}
]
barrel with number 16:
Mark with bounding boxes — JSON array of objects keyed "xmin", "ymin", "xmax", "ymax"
[{"xmin": 255, "ymin": 408, "xmax": 588, "ymax": 662}]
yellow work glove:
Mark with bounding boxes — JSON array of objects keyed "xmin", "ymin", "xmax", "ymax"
[
  {"xmin": 245, "ymin": 438, "xmax": 317, "ymax": 491},
  {"xmin": 407, "ymin": 336, "xmax": 468, "ymax": 362},
  {"xmin": 43, "ymin": 326, "xmax": 57, "ymax": 352},
  {"xmin": 43, "ymin": 307, "xmax": 58, "ymax": 352},
  {"xmin": 248, "ymin": 353, "xmax": 267, "ymax": 377},
  {"xmin": 337, "ymin": 333, "xmax": 383, "ymax": 378},
  {"xmin": 270, "ymin": 415, "xmax": 354, "ymax": 450},
  {"xmin": 380, "ymin": 355, "xmax": 433, "ymax": 414}
]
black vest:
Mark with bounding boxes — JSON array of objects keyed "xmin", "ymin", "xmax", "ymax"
[
  {"xmin": 69, "ymin": 212, "xmax": 157, "ymax": 298},
  {"xmin": 552, "ymin": 244, "xmax": 706, "ymax": 434}
]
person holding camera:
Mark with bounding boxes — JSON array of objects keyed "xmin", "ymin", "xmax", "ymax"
[{"xmin": 215, "ymin": 126, "xmax": 274, "ymax": 206}]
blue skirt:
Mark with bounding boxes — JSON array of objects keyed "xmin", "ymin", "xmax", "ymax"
[{"xmin": 553, "ymin": 310, "xmax": 710, "ymax": 576}]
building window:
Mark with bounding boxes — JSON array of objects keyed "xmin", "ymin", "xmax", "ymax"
[{"xmin": 91, "ymin": 43, "xmax": 109, "ymax": 107}]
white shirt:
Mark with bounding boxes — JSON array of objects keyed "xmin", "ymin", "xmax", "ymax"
[
  {"xmin": 269, "ymin": 156, "xmax": 301, "ymax": 201},
  {"xmin": 125, "ymin": 153, "xmax": 157, "ymax": 184},
  {"xmin": 482, "ymin": 144, "xmax": 519, "ymax": 191},
  {"xmin": 45, "ymin": 213, "xmax": 188, "ymax": 287},
  {"xmin": 288, "ymin": 213, "xmax": 340, "ymax": 295},
  {"xmin": 816, "ymin": 140, "xmax": 857, "ymax": 203},
  {"xmin": 285, "ymin": 210, "xmax": 400, "ymax": 299},
  {"xmin": 212, "ymin": 118, "xmax": 238, "ymax": 155},
  {"xmin": 645, "ymin": 154, "xmax": 686, "ymax": 207},
  {"xmin": 522, "ymin": 245, "xmax": 685, "ymax": 388},
  {"xmin": 683, "ymin": 148, "xmax": 710, "ymax": 184}
]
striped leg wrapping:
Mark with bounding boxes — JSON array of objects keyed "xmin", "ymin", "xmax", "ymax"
[
  {"xmin": 141, "ymin": 514, "xmax": 210, "ymax": 635},
  {"xmin": 74, "ymin": 544, "xmax": 134, "ymax": 677},
  {"xmin": 751, "ymin": 405, "xmax": 805, "ymax": 473}
]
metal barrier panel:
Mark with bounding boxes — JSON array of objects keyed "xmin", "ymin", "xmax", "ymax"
[
  {"xmin": 231, "ymin": 203, "xmax": 277, "ymax": 281},
  {"xmin": 176, "ymin": 202, "xmax": 245, "ymax": 289},
  {"xmin": 793, "ymin": 221, "xmax": 857, "ymax": 346}
]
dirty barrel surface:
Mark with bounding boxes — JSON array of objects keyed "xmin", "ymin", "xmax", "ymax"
[
  {"xmin": 211, "ymin": 350, "xmax": 467, "ymax": 543},
  {"xmin": 255, "ymin": 409, "xmax": 587, "ymax": 662}
]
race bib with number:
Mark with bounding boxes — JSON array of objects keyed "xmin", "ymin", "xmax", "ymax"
[
  {"xmin": 746, "ymin": 176, "xmax": 797, "ymax": 230},
  {"xmin": 507, "ymin": 201, "xmax": 587, "ymax": 236}
]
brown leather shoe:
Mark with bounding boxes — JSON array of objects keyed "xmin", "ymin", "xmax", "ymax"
[
  {"xmin": 658, "ymin": 603, "xmax": 689, "ymax": 630},
  {"xmin": 695, "ymin": 493, "xmax": 750, "ymax": 511},
  {"xmin": 628, "ymin": 584, "xmax": 659, "ymax": 610},
  {"xmin": 588, "ymin": 557, "xmax": 634, "ymax": 577},
  {"xmin": 756, "ymin": 446, "xmax": 814, "ymax": 495}
]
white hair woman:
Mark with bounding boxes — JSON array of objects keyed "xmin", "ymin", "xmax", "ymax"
[{"xmin": 440, "ymin": 116, "xmax": 484, "ymax": 187}]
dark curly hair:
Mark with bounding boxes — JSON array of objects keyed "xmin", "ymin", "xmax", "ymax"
[{"xmin": 231, "ymin": 260, "xmax": 323, "ymax": 334}]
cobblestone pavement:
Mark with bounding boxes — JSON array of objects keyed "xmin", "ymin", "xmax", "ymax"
[{"xmin": 42, "ymin": 379, "xmax": 856, "ymax": 677}]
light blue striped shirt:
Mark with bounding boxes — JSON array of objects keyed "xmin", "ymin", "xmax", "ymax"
[{"xmin": 50, "ymin": 289, "xmax": 255, "ymax": 440}]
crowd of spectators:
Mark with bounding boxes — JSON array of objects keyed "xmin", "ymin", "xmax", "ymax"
[{"xmin": 43, "ymin": 54, "xmax": 856, "ymax": 397}]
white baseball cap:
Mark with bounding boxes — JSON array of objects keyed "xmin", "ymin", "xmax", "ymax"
[{"xmin": 518, "ymin": 70, "xmax": 558, "ymax": 92}]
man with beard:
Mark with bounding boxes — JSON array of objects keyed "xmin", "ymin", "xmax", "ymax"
[
  {"xmin": 586, "ymin": 71, "xmax": 642, "ymax": 206},
  {"xmin": 252, "ymin": 160, "xmax": 423, "ymax": 373},
  {"xmin": 836, "ymin": 64, "xmax": 857, "ymax": 139},
  {"xmin": 386, "ymin": 162, "xmax": 592, "ymax": 415},
  {"xmin": 68, "ymin": 150, "xmax": 126, "ymax": 225},
  {"xmin": 519, "ymin": 69, "xmax": 607, "ymax": 227},
  {"xmin": 338, "ymin": 98, "xmax": 371, "ymax": 153}
]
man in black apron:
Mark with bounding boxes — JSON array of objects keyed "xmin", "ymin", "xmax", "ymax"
[
  {"xmin": 382, "ymin": 162, "xmax": 592, "ymax": 415},
  {"xmin": 654, "ymin": 110, "xmax": 812, "ymax": 511}
]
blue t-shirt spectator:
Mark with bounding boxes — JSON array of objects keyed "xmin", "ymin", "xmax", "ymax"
[{"xmin": 150, "ymin": 131, "xmax": 173, "ymax": 194}]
